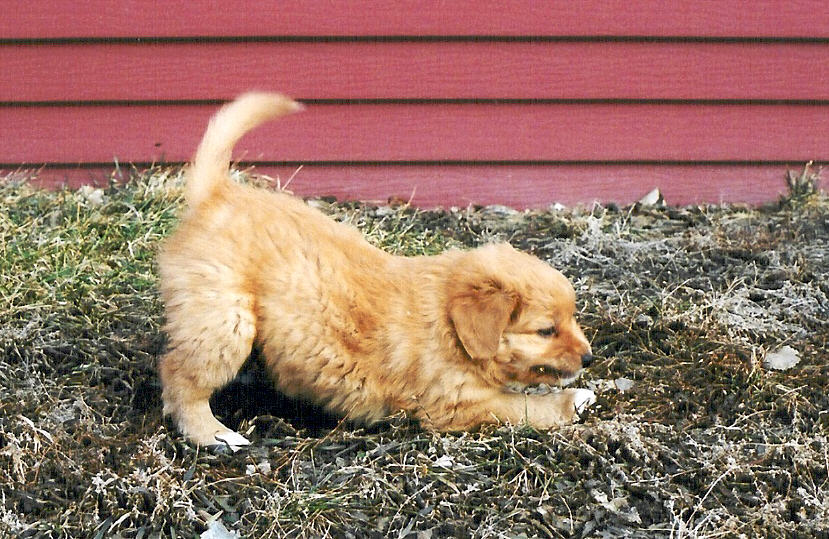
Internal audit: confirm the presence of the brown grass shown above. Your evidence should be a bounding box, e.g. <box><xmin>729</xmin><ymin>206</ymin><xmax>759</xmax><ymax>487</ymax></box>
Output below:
<box><xmin>0</xmin><ymin>167</ymin><xmax>827</xmax><ymax>537</ymax></box>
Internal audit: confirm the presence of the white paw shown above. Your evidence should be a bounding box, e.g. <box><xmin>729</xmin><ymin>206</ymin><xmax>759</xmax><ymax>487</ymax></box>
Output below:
<box><xmin>214</xmin><ymin>431</ymin><xmax>251</xmax><ymax>452</ymax></box>
<box><xmin>572</xmin><ymin>389</ymin><xmax>597</xmax><ymax>414</ymax></box>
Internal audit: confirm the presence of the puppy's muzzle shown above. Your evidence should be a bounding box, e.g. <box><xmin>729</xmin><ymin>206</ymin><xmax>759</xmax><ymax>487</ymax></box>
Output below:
<box><xmin>530</xmin><ymin>364</ymin><xmax>560</xmax><ymax>377</ymax></box>
<box><xmin>530</xmin><ymin>354</ymin><xmax>593</xmax><ymax>378</ymax></box>
<box><xmin>529</xmin><ymin>364</ymin><xmax>578</xmax><ymax>380</ymax></box>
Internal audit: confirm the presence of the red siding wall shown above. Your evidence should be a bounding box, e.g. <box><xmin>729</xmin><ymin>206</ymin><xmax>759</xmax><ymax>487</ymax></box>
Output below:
<box><xmin>2</xmin><ymin>1</ymin><xmax>828</xmax><ymax>207</ymax></box>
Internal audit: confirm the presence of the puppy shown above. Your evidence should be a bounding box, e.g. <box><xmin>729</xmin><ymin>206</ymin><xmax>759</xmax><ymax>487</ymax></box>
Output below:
<box><xmin>158</xmin><ymin>93</ymin><xmax>596</xmax><ymax>449</ymax></box>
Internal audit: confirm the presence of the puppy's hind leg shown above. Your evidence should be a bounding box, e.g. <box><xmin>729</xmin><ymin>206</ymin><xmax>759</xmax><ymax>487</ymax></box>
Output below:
<box><xmin>159</xmin><ymin>291</ymin><xmax>257</xmax><ymax>450</ymax></box>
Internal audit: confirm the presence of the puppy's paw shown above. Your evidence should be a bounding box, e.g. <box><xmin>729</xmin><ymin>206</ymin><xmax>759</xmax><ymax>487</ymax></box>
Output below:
<box><xmin>214</xmin><ymin>431</ymin><xmax>251</xmax><ymax>453</ymax></box>
<box><xmin>571</xmin><ymin>389</ymin><xmax>596</xmax><ymax>415</ymax></box>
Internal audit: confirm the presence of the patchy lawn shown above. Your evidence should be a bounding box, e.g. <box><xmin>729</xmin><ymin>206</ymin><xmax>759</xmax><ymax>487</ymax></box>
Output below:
<box><xmin>1</xmin><ymin>168</ymin><xmax>827</xmax><ymax>538</ymax></box>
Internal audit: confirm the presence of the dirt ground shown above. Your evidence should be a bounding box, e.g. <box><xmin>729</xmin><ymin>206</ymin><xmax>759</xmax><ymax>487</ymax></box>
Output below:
<box><xmin>0</xmin><ymin>168</ymin><xmax>827</xmax><ymax>538</ymax></box>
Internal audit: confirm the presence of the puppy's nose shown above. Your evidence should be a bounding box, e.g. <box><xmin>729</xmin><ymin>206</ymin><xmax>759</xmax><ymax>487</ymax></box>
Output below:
<box><xmin>581</xmin><ymin>353</ymin><xmax>594</xmax><ymax>368</ymax></box>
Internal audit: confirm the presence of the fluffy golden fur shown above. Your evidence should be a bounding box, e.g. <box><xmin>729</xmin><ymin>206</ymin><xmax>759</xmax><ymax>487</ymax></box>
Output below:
<box><xmin>158</xmin><ymin>93</ymin><xmax>596</xmax><ymax>448</ymax></box>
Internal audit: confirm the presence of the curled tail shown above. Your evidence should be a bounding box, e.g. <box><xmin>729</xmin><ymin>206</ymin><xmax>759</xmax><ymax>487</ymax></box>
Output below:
<box><xmin>186</xmin><ymin>92</ymin><xmax>304</xmax><ymax>208</ymax></box>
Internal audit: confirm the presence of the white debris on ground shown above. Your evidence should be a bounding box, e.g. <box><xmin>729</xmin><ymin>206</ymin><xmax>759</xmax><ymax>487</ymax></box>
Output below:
<box><xmin>200</xmin><ymin>520</ymin><xmax>241</xmax><ymax>539</ymax></box>
<box><xmin>245</xmin><ymin>460</ymin><xmax>272</xmax><ymax>476</ymax></box>
<box><xmin>637</xmin><ymin>187</ymin><xmax>663</xmax><ymax>206</ymax></box>
<box><xmin>614</xmin><ymin>378</ymin><xmax>635</xmax><ymax>392</ymax></box>
<box><xmin>762</xmin><ymin>345</ymin><xmax>801</xmax><ymax>371</ymax></box>
<box><xmin>76</xmin><ymin>185</ymin><xmax>106</xmax><ymax>206</ymax></box>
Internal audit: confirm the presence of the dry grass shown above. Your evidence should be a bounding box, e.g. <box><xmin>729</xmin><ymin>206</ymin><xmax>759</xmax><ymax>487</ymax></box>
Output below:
<box><xmin>0</xmin><ymin>167</ymin><xmax>827</xmax><ymax>538</ymax></box>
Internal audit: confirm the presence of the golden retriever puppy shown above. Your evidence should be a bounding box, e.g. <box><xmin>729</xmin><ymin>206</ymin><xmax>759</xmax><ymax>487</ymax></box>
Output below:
<box><xmin>158</xmin><ymin>93</ymin><xmax>596</xmax><ymax>449</ymax></box>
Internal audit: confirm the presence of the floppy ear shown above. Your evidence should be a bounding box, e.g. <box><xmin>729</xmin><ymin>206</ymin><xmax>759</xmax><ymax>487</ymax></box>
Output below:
<box><xmin>449</xmin><ymin>281</ymin><xmax>518</xmax><ymax>360</ymax></box>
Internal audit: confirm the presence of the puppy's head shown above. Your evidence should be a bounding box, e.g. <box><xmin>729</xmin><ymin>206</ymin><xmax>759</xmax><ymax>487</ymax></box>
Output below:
<box><xmin>447</xmin><ymin>243</ymin><xmax>592</xmax><ymax>388</ymax></box>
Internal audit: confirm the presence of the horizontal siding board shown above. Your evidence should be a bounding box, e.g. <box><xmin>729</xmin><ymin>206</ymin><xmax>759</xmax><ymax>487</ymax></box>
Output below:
<box><xmin>3</xmin><ymin>103</ymin><xmax>828</xmax><ymax>163</ymax></box>
<box><xmin>4</xmin><ymin>2</ymin><xmax>826</xmax><ymax>207</ymax></box>
<box><xmin>10</xmin><ymin>163</ymin><xmax>795</xmax><ymax>207</ymax></box>
<box><xmin>2</xmin><ymin>1</ymin><xmax>829</xmax><ymax>39</ymax></box>
<box><xmin>5</xmin><ymin>41</ymin><xmax>829</xmax><ymax>102</ymax></box>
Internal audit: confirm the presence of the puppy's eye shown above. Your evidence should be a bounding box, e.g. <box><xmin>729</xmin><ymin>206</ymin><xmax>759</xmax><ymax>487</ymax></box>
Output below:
<box><xmin>537</xmin><ymin>326</ymin><xmax>557</xmax><ymax>337</ymax></box>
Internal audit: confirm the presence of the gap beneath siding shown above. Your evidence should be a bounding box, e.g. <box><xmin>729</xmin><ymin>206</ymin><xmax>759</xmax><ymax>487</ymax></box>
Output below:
<box><xmin>8</xmin><ymin>163</ymin><xmax>802</xmax><ymax>208</ymax></box>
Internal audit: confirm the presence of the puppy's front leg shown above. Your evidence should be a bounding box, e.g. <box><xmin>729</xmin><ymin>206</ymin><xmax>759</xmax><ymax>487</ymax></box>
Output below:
<box><xmin>497</xmin><ymin>389</ymin><xmax>596</xmax><ymax>428</ymax></box>
<box><xmin>436</xmin><ymin>388</ymin><xmax>596</xmax><ymax>431</ymax></box>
